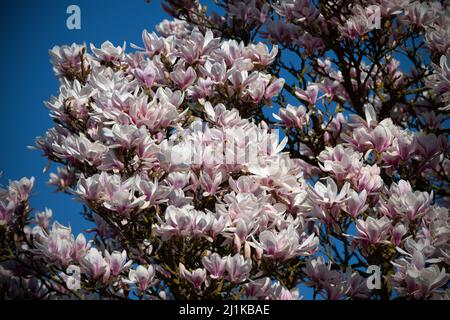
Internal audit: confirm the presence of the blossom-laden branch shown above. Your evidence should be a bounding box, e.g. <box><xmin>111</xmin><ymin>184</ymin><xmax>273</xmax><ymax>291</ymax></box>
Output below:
<box><xmin>1</xmin><ymin>0</ymin><xmax>449</xmax><ymax>300</ymax></box>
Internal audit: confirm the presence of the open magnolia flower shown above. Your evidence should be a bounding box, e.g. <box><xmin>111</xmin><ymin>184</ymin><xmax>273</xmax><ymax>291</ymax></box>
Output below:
<box><xmin>0</xmin><ymin>0</ymin><xmax>449</xmax><ymax>300</ymax></box>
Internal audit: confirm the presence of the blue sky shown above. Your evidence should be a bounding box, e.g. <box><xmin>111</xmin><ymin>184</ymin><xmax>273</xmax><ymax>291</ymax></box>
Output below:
<box><xmin>0</xmin><ymin>0</ymin><xmax>173</xmax><ymax>234</ymax></box>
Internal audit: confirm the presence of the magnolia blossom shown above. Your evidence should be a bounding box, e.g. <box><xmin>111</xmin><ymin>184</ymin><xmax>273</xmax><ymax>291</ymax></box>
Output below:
<box><xmin>345</xmin><ymin>190</ymin><xmax>368</xmax><ymax>218</ymax></box>
<box><xmin>32</xmin><ymin>222</ymin><xmax>90</xmax><ymax>267</ymax></box>
<box><xmin>126</xmin><ymin>265</ymin><xmax>156</xmax><ymax>292</ymax></box>
<box><xmin>273</xmin><ymin>104</ymin><xmax>309</xmax><ymax>129</ymax></box>
<box><xmin>302</xmin><ymin>256</ymin><xmax>346</xmax><ymax>300</ymax></box>
<box><xmin>354</xmin><ymin>216</ymin><xmax>392</xmax><ymax>245</ymax></box>
<box><xmin>295</xmin><ymin>84</ymin><xmax>320</xmax><ymax>105</ymax></box>
<box><xmin>179</xmin><ymin>263</ymin><xmax>207</xmax><ymax>290</ymax></box>
<box><xmin>339</xmin><ymin>5</ymin><xmax>381</xmax><ymax>40</ymax></box>
<box><xmin>1</xmin><ymin>0</ymin><xmax>449</xmax><ymax>301</ymax></box>
<box><xmin>318</xmin><ymin>145</ymin><xmax>362</xmax><ymax>181</ymax></box>
<box><xmin>81</xmin><ymin>248</ymin><xmax>109</xmax><ymax>281</ymax></box>
<box><xmin>105</xmin><ymin>250</ymin><xmax>132</xmax><ymax>276</ymax></box>
<box><xmin>309</xmin><ymin>177</ymin><xmax>350</xmax><ymax>209</ymax></box>
<box><xmin>255</xmin><ymin>226</ymin><xmax>318</xmax><ymax>261</ymax></box>
<box><xmin>244</xmin><ymin>277</ymin><xmax>301</xmax><ymax>300</ymax></box>
<box><xmin>392</xmin><ymin>248</ymin><xmax>449</xmax><ymax>299</ymax></box>
<box><xmin>202</xmin><ymin>253</ymin><xmax>227</xmax><ymax>279</ymax></box>
<box><xmin>225</xmin><ymin>254</ymin><xmax>252</xmax><ymax>283</ymax></box>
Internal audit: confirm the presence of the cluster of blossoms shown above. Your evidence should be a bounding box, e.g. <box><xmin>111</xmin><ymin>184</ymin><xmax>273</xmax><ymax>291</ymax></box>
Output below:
<box><xmin>0</xmin><ymin>177</ymin><xmax>34</xmax><ymax>227</ymax></box>
<box><xmin>1</xmin><ymin>23</ymin><xmax>305</xmax><ymax>300</ymax></box>
<box><xmin>1</xmin><ymin>0</ymin><xmax>449</xmax><ymax>300</ymax></box>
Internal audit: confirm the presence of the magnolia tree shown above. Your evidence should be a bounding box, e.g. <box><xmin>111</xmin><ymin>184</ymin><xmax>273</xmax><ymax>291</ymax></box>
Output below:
<box><xmin>1</xmin><ymin>0</ymin><xmax>449</xmax><ymax>300</ymax></box>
